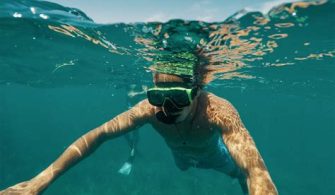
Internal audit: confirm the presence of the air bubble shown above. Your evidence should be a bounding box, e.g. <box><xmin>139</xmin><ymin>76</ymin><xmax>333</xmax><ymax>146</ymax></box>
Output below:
<box><xmin>30</xmin><ymin>7</ymin><xmax>36</xmax><ymax>14</ymax></box>
<box><xmin>39</xmin><ymin>14</ymin><xmax>49</xmax><ymax>20</ymax></box>
<box><xmin>13</xmin><ymin>12</ymin><xmax>22</xmax><ymax>18</ymax></box>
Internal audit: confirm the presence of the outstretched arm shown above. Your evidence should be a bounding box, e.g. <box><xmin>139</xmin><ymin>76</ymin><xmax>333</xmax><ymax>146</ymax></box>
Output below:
<box><xmin>0</xmin><ymin>100</ymin><xmax>153</xmax><ymax>195</ymax></box>
<box><xmin>210</xmin><ymin>97</ymin><xmax>277</xmax><ymax>195</ymax></box>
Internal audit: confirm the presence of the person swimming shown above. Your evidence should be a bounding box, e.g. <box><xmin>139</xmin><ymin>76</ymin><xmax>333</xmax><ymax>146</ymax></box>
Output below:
<box><xmin>0</xmin><ymin>71</ymin><xmax>278</xmax><ymax>195</ymax></box>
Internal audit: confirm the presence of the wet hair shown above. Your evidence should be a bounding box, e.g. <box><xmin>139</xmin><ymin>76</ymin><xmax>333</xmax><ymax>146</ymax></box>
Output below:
<box><xmin>152</xmin><ymin>48</ymin><xmax>209</xmax><ymax>89</ymax></box>
<box><xmin>153</xmin><ymin>73</ymin><xmax>197</xmax><ymax>88</ymax></box>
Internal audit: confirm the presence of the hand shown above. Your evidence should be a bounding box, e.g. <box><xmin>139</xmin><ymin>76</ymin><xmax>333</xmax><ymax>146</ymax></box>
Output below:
<box><xmin>0</xmin><ymin>180</ymin><xmax>41</xmax><ymax>195</ymax></box>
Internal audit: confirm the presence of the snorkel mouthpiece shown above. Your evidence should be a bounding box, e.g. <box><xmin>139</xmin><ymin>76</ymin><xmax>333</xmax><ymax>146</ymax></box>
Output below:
<box><xmin>162</xmin><ymin>98</ymin><xmax>182</xmax><ymax>114</ymax></box>
<box><xmin>156</xmin><ymin>98</ymin><xmax>183</xmax><ymax>124</ymax></box>
<box><xmin>155</xmin><ymin>111</ymin><xmax>179</xmax><ymax>124</ymax></box>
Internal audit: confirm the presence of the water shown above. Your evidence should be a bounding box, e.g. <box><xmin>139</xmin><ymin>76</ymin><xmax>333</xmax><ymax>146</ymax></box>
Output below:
<box><xmin>0</xmin><ymin>0</ymin><xmax>334</xmax><ymax>194</ymax></box>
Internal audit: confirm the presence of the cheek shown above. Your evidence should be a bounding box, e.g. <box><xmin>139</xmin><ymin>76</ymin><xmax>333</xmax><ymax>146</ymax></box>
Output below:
<box><xmin>181</xmin><ymin>106</ymin><xmax>192</xmax><ymax>115</ymax></box>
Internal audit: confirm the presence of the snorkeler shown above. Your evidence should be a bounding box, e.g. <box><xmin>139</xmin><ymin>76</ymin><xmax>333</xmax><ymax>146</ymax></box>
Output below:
<box><xmin>118</xmin><ymin>84</ymin><xmax>147</xmax><ymax>175</ymax></box>
<box><xmin>0</xmin><ymin>72</ymin><xmax>278</xmax><ymax>195</ymax></box>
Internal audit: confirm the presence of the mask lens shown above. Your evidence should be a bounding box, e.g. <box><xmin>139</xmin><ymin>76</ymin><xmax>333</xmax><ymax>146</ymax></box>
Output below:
<box><xmin>168</xmin><ymin>90</ymin><xmax>190</xmax><ymax>107</ymax></box>
<box><xmin>147</xmin><ymin>88</ymin><xmax>193</xmax><ymax>107</ymax></box>
<box><xmin>147</xmin><ymin>90</ymin><xmax>165</xmax><ymax>106</ymax></box>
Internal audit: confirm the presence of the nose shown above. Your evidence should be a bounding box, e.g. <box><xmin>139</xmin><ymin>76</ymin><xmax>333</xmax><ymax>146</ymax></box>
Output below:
<box><xmin>162</xmin><ymin>98</ymin><xmax>182</xmax><ymax>113</ymax></box>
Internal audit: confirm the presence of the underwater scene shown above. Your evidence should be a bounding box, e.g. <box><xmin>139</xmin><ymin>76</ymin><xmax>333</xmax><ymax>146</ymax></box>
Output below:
<box><xmin>0</xmin><ymin>0</ymin><xmax>334</xmax><ymax>194</ymax></box>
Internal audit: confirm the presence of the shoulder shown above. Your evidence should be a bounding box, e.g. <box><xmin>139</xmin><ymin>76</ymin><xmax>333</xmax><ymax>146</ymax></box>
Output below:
<box><xmin>202</xmin><ymin>92</ymin><xmax>243</xmax><ymax>131</ymax></box>
<box><xmin>202</xmin><ymin>92</ymin><xmax>238</xmax><ymax>115</ymax></box>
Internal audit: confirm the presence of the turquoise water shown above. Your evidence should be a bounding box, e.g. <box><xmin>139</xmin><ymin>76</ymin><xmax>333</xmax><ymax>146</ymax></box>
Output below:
<box><xmin>0</xmin><ymin>0</ymin><xmax>334</xmax><ymax>194</ymax></box>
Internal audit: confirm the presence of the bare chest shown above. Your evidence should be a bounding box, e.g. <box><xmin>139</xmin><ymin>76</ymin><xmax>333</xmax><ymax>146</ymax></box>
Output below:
<box><xmin>151</xmin><ymin>120</ymin><xmax>218</xmax><ymax>150</ymax></box>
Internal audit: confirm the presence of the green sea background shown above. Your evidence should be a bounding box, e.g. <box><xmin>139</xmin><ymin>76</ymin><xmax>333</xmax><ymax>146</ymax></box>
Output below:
<box><xmin>0</xmin><ymin>0</ymin><xmax>334</xmax><ymax>194</ymax></box>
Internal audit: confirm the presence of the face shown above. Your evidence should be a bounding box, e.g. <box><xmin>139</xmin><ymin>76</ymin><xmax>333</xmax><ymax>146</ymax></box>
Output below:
<box><xmin>147</xmin><ymin>81</ymin><xmax>198</xmax><ymax>124</ymax></box>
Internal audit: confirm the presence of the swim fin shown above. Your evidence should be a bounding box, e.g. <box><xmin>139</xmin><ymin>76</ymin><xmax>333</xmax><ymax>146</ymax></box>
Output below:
<box><xmin>118</xmin><ymin>161</ymin><xmax>132</xmax><ymax>175</ymax></box>
<box><xmin>118</xmin><ymin>148</ymin><xmax>135</xmax><ymax>175</ymax></box>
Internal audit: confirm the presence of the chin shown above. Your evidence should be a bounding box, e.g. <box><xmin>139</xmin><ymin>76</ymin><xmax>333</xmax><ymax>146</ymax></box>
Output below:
<box><xmin>175</xmin><ymin>116</ymin><xmax>186</xmax><ymax>123</ymax></box>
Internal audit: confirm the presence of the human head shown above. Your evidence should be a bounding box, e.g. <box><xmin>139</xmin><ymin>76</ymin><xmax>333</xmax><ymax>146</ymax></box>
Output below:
<box><xmin>148</xmin><ymin>73</ymin><xmax>201</xmax><ymax>124</ymax></box>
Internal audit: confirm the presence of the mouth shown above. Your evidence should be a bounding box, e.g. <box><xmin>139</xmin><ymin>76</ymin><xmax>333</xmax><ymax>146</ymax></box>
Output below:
<box><xmin>168</xmin><ymin>111</ymin><xmax>182</xmax><ymax>116</ymax></box>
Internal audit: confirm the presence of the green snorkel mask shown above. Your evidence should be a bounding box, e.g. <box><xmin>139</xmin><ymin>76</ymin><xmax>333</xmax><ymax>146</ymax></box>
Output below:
<box><xmin>147</xmin><ymin>87</ymin><xmax>198</xmax><ymax>108</ymax></box>
<box><xmin>147</xmin><ymin>86</ymin><xmax>198</xmax><ymax>124</ymax></box>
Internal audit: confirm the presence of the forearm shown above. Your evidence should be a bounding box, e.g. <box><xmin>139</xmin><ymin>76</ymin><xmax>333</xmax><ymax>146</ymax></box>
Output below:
<box><xmin>33</xmin><ymin>125</ymin><xmax>107</xmax><ymax>189</ymax></box>
<box><xmin>1</xmin><ymin>102</ymin><xmax>152</xmax><ymax>194</ymax></box>
<box><xmin>32</xmin><ymin>105</ymin><xmax>148</xmax><ymax>189</ymax></box>
<box><xmin>247</xmin><ymin>169</ymin><xmax>278</xmax><ymax>195</ymax></box>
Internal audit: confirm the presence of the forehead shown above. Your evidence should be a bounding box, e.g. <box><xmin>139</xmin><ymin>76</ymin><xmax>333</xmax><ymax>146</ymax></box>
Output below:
<box><xmin>153</xmin><ymin>73</ymin><xmax>193</xmax><ymax>88</ymax></box>
<box><xmin>155</xmin><ymin>82</ymin><xmax>192</xmax><ymax>88</ymax></box>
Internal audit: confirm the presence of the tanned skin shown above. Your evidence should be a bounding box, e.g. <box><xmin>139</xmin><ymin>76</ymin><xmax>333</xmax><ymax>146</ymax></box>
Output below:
<box><xmin>0</xmin><ymin>91</ymin><xmax>277</xmax><ymax>195</ymax></box>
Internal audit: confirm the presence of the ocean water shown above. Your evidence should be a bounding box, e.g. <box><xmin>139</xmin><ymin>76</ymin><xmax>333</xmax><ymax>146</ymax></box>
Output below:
<box><xmin>0</xmin><ymin>0</ymin><xmax>334</xmax><ymax>194</ymax></box>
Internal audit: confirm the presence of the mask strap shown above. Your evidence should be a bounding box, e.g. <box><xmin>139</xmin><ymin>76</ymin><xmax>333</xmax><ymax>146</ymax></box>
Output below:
<box><xmin>191</xmin><ymin>87</ymin><xmax>198</xmax><ymax>99</ymax></box>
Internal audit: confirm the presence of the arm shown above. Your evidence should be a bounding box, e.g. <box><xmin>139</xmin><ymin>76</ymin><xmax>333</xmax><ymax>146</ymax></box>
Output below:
<box><xmin>211</xmin><ymin>98</ymin><xmax>277</xmax><ymax>195</ymax></box>
<box><xmin>0</xmin><ymin>100</ymin><xmax>153</xmax><ymax>195</ymax></box>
